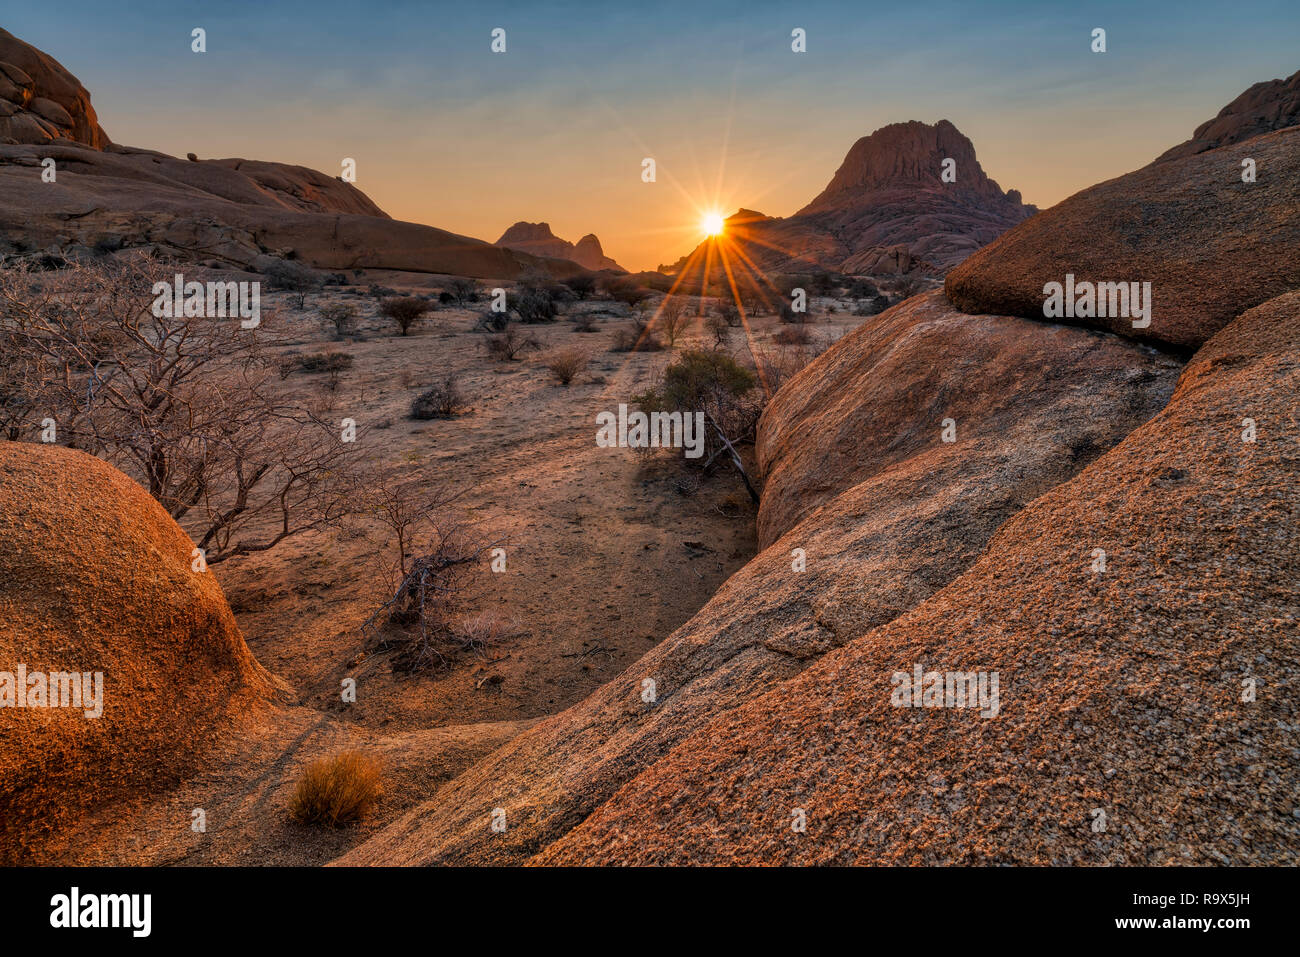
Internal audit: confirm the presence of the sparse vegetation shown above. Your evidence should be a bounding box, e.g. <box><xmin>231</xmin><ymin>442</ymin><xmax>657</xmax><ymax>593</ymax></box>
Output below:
<box><xmin>510</xmin><ymin>286</ymin><xmax>559</xmax><ymax>323</ymax></box>
<box><xmin>444</xmin><ymin>277</ymin><xmax>478</xmax><ymax>305</ymax></box>
<box><xmin>546</xmin><ymin>348</ymin><xmax>590</xmax><ymax>385</ymax></box>
<box><xmin>379</xmin><ymin>296</ymin><xmax>432</xmax><ymax>336</ymax></box>
<box><xmin>635</xmin><ymin>349</ymin><xmax>760</xmax><ymax>454</ymax></box>
<box><xmin>716</xmin><ymin>301</ymin><xmax>743</xmax><ymax>327</ymax></box>
<box><xmin>657</xmin><ymin>298</ymin><xmax>690</xmax><ymax>346</ymax></box>
<box><xmin>603</xmin><ymin>276</ymin><xmax>652</xmax><ymax>307</ymax></box>
<box><xmin>485</xmin><ymin>326</ymin><xmax>540</xmax><ymax>361</ymax></box>
<box><xmin>611</xmin><ymin>319</ymin><xmax>663</xmax><ymax>353</ymax></box>
<box><xmin>410</xmin><ymin>374</ymin><xmax>466</xmax><ymax>418</ymax></box>
<box><xmin>364</xmin><ymin>512</ymin><xmax>501</xmax><ymax>671</ymax></box>
<box><xmin>705</xmin><ymin>312</ymin><xmax>730</xmax><ymax>349</ymax></box>
<box><xmin>773</xmin><ymin>325</ymin><xmax>811</xmax><ymax>345</ymax></box>
<box><xmin>293</xmin><ymin>350</ymin><xmax>354</xmax><ymax>374</ymax></box>
<box><xmin>288</xmin><ymin>751</ymin><xmax>383</xmax><ymax>827</ymax></box>
<box><xmin>319</xmin><ymin>302</ymin><xmax>358</xmax><ymax>338</ymax></box>
<box><xmin>561</xmin><ymin>273</ymin><xmax>597</xmax><ymax>299</ymax></box>
<box><xmin>0</xmin><ymin>258</ymin><xmax>361</xmax><ymax>564</ymax></box>
<box><xmin>264</xmin><ymin>258</ymin><xmax>323</xmax><ymax>309</ymax></box>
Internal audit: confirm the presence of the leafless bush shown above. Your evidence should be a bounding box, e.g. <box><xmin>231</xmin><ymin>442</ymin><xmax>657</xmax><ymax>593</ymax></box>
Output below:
<box><xmin>752</xmin><ymin>339</ymin><xmax>828</xmax><ymax>392</ymax></box>
<box><xmin>773</xmin><ymin>325</ymin><xmax>811</xmax><ymax>346</ymax></box>
<box><xmin>410</xmin><ymin>374</ymin><xmax>466</xmax><ymax>418</ymax></box>
<box><xmin>716</xmin><ymin>300</ymin><xmax>743</xmax><ymax>327</ymax></box>
<box><xmin>293</xmin><ymin>350</ymin><xmax>354</xmax><ymax>374</ymax></box>
<box><xmin>611</xmin><ymin>319</ymin><xmax>663</xmax><ymax>353</ymax></box>
<box><xmin>656</xmin><ymin>298</ymin><xmax>690</xmax><ymax>346</ymax></box>
<box><xmin>704</xmin><ymin>312</ymin><xmax>730</xmax><ymax>349</ymax></box>
<box><xmin>545</xmin><ymin>348</ymin><xmax>589</xmax><ymax>385</ymax></box>
<box><xmin>364</xmin><ymin>523</ymin><xmax>500</xmax><ymax>671</ymax></box>
<box><xmin>485</xmin><ymin>326</ymin><xmax>539</xmax><ymax>361</ymax></box>
<box><xmin>264</xmin><ymin>259</ymin><xmax>323</xmax><ymax>309</ymax></box>
<box><xmin>443</xmin><ymin>277</ymin><xmax>478</xmax><ymax>305</ymax></box>
<box><xmin>319</xmin><ymin>302</ymin><xmax>357</xmax><ymax>338</ymax></box>
<box><xmin>0</xmin><ymin>258</ymin><xmax>362</xmax><ymax>563</ymax></box>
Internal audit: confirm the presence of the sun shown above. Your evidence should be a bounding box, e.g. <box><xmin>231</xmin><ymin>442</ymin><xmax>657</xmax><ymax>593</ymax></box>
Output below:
<box><xmin>702</xmin><ymin>212</ymin><xmax>725</xmax><ymax>237</ymax></box>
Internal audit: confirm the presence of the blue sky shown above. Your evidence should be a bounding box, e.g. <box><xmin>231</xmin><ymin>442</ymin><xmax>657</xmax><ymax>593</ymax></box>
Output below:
<box><xmin>7</xmin><ymin>1</ymin><xmax>1298</xmax><ymax>269</ymax></box>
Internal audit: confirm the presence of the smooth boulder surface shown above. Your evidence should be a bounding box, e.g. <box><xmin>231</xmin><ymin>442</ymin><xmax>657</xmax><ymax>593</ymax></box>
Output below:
<box><xmin>536</xmin><ymin>292</ymin><xmax>1300</xmax><ymax>865</ymax></box>
<box><xmin>946</xmin><ymin>120</ymin><xmax>1300</xmax><ymax>350</ymax></box>
<box><xmin>0</xmin><ymin>445</ymin><xmax>276</xmax><ymax>862</ymax></box>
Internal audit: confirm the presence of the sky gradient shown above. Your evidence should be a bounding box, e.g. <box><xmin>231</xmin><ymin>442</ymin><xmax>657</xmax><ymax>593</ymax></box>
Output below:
<box><xmin>7</xmin><ymin>1</ymin><xmax>1299</xmax><ymax>270</ymax></box>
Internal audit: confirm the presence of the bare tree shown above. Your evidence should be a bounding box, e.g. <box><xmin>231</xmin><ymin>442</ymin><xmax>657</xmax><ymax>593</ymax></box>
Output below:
<box><xmin>656</xmin><ymin>297</ymin><xmax>690</xmax><ymax>347</ymax></box>
<box><xmin>357</xmin><ymin>473</ymin><xmax>501</xmax><ymax>671</ymax></box>
<box><xmin>0</xmin><ymin>258</ymin><xmax>363</xmax><ymax>564</ymax></box>
<box><xmin>444</xmin><ymin>277</ymin><xmax>478</xmax><ymax>305</ymax></box>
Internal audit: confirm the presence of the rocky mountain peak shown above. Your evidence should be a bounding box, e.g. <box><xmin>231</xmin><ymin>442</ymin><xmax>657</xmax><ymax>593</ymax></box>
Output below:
<box><xmin>800</xmin><ymin>119</ymin><xmax>1012</xmax><ymax>213</ymax></box>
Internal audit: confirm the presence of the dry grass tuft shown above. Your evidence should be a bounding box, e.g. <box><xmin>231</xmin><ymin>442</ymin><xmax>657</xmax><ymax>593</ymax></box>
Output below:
<box><xmin>289</xmin><ymin>751</ymin><xmax>384</xmax><ymax>827</ymax></box>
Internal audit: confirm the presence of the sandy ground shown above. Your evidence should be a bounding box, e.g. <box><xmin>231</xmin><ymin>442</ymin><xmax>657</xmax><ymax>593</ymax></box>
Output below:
<box><xmin>44</xmin><ymin>269</ymin><xmax>886</xmax><ymax>865</ymax></box>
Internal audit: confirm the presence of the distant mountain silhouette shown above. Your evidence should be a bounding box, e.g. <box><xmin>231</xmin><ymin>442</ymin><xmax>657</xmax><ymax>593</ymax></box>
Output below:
<box><xmin>495</xmin><ymin>221</ymin><xmax>625</xmax><ymax>272</ymax></box>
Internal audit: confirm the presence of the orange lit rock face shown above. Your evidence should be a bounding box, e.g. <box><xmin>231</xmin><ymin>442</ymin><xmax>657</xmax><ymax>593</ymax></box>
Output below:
<box><xmin>0</xmin><ymin>27</ymin><xmax>109</xmax><ymax>148</ymax></box>
<box><xmin>0</xmin><ymin>445</ymin><xmax>276</xmax><ymax>863</ymax></box>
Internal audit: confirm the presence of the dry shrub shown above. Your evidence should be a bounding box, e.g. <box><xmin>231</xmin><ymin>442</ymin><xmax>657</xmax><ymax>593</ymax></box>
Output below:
<box><xmin>546</xmin><ymin>347</ymin><xmax>589</xmax><ymax>385</ymax></box>
<box><xmin>753</xmin><ymin>339</ymin><xmax>828</xmax><ymax>392</ymax></box>
<box><xmin>294</xmin><ymin>350</ymin><xmax>354</xmax><ymax>374</ymax></box>
<box><xmin>367</xmin><ymin>526</ymin><xmax>499</xmax><ymax>672</ymax></box>
<box><xmin>773</xmin><ymin>325</ymin><xmax>811</xmax><ymax>346</ymax></box>
<box><xmin>410</xmin><ymin>374</ymin><xmax>465</xmax><ymax>419</ymax></box>
<box><xmin>0</xmin><ymin>258</ymin><xmax>361</xmax><ymax>564</ymax></box>
<box><xmin>611</xmin><ymin>319</ymin><xmax>663</xmax><ymax>353</ymax></box>
<box><xmin>289</xmin><ymin>751</ymin><xmax>383</xmax><ymax>827</ymax></box>
<box><xmin>485</xmin><ymin>326</ymin><xmax>539</xmax><ymax>361</ymax></box>
<box><xmin>319</xmin><ymin>302</ymin><xmax>357</xmax><ymax>338</ymax></box>
<box><xmin>657</xmin><ymin>298</ymin><xmax>689</xmax><ymax>346</ymax></box>
<box><xmin>704</xmin><ymin>312</ymin><xmax>730</xmax><ymax>348</ymax></box>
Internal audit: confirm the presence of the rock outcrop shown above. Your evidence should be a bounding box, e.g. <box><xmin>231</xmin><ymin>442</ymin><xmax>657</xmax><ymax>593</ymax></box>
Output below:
<box><xmin>1153</xmin><ymin>67</ymin><xmax>1300</xmax><ymax>164</ymax></box>
<box><xmin>0</xmin><ymin>27</ymin><xmax>109</xmax><ymax>148</ymax></box>
<box><xmin>0</xmin><ymin>31</ymin><xmax>585</xmax><ymax>280</ymax></box>
<box><xmin>0</xmin><ymin>445</ymin><xmax>276</xmax><ymax>863</ymax></box>
<box><xmin>946</xmin><ymin>84</ymin><xmax>1300</xmax><ymax>350</ymax></box>
<box><xmin>495</xmin><ymin>221</ymin><xmax>625</xmax><ymax>272</ymax></box>
<box><xmin>337</xmin><ymin>291</ymin><xmax>1181</xmax><ymax>866</ymax></box>
<box><xmin>536</xmin><ymin>291</ymin><xmax>1300</xmax><ymax>865</ymax></box>
<box><xmin>665</xmin><ymin>120</ymin><xmax>1036</xmax><ymax>280</ymax></box>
